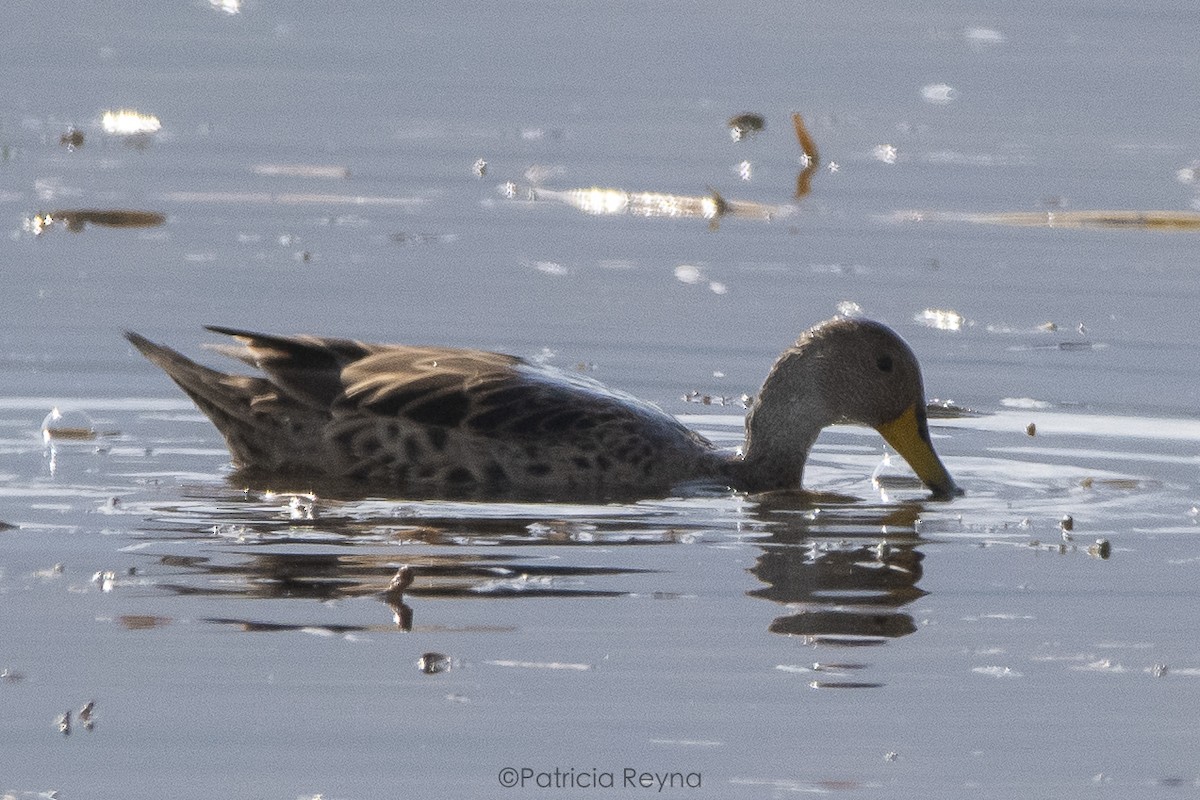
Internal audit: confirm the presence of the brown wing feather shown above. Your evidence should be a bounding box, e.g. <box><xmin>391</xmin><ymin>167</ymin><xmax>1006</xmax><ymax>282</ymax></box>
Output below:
<box><xmin>205</xmin><ymin>325</ymin><xmax>378</xmax><ymax>409</ymax></box>
<box><xmin>339</xmin><ymin>347</ymin><xmax>704</xmax><ymax>445</ymax></box>
<box><xmin>204</xmin><ymin>327</ymin><xmax>709</xmax><ymax>447</ymax></box>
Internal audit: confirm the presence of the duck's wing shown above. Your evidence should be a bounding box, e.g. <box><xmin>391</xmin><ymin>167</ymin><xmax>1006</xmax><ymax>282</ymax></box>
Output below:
<box><xmin>205</xmin><ymin>327</ymin><xmax>709</xmax><ymax>446</ymax></box>
<box><xmin>204</xmin><ymin>325</ymin><xmax>383</xmax><ymax>410</ymax></box>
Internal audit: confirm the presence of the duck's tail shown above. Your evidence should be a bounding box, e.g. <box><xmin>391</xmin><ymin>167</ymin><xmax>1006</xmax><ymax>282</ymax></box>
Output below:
<box><xmin>125</xmin><ymin>331</ymin><xmax>278</xmax><ymax>467</ymax></box>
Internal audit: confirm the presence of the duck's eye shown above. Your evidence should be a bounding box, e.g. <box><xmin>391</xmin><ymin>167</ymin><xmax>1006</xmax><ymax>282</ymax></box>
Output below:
<box><xmin>876</xmin><ymin>354</ymin><xmax>894</xmax><ymax>373</ymax></box>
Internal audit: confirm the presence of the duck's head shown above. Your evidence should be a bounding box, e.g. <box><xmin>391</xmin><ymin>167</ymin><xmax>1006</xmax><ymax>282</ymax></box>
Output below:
<box><xmin>747</xmin><ymin>317</ymin><xmax>960</xmax><ymax>499</ymax></box>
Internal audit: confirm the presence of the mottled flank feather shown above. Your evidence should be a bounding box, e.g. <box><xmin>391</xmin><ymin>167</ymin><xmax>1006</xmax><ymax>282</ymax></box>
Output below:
<box><xmin>126</xmin><ymin>318</ymin><xmax>959</xmax><ymax>501</ymax></box>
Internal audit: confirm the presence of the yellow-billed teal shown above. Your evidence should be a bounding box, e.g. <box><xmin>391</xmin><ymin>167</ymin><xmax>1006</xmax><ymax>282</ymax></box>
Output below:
<box><xmin>125</xmin><ymin>317</ymin><xmax>958</xmax><ymax>501</ymax></box>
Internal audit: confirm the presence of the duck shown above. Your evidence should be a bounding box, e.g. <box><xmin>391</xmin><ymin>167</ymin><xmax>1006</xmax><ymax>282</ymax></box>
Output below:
<box><xmin>124</xmin><ymin>316</ymin><xmax>959</xmax><ymax>501</ymax></box>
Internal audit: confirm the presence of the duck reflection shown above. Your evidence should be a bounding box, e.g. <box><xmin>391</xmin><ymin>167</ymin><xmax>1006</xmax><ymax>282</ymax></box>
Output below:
<box><xmin>748</xmin><ymin>499</ymin><xmax>925</xmax><ymax>645</ymax></box>
<box><xmin>142</xmin><ymin>489</ymin><xmax>930</xmax><ymax>646</ymax></box>
<box><xmin>159</xmin><ymin>546</ymin><xmax>643</xmax><ymax>633</ymax></box>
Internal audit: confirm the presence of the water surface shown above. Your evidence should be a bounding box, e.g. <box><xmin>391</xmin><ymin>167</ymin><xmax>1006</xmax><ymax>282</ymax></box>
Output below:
<box><xmin>3</xmin><ymin>1</ymin><xmax>1200</xmax><ymax>797</ymax></box>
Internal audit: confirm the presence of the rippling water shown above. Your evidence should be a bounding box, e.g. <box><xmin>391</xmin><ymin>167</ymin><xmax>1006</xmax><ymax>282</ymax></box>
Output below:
<box><xmin>4</xmin><ymin>1</ymin><xmax>1200</xmax><ymax>797</ymax></box>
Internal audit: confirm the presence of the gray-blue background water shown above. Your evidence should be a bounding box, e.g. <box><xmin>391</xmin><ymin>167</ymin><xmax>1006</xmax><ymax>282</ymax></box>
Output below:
<box><xmin>3</xmin><ymin>1</ymin><xmax>1199</xmax><ymax>797</ymax></box>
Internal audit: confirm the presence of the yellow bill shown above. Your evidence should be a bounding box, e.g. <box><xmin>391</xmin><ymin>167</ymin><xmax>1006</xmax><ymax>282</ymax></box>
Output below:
<box><xmin>875</xmin><ymin>404</ymin><xmax>960</xmax><ymax>498</ymax></box>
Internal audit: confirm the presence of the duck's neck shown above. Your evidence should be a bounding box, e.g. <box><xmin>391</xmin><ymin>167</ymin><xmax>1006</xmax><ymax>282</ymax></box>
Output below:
<box><xmin>734</xmin><ymin>351</ymin><xmax>833</xmax><ymax>492</ymax></box>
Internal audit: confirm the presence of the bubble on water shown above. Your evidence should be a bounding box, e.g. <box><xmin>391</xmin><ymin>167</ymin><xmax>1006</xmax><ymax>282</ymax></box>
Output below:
<box><xmin>419</xmin><ymin>652</ymin><xmax>453</xmax><ymax>674</ymax></box>
<box><xmin>674</xmin><ymin>264</ymin><xmax>704</xmax><ymax>284</ymax></box>
<box><xmin>41</xmin><ymin>407</ymin><xmax>97</xmax><ymax>444</ymax></box>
